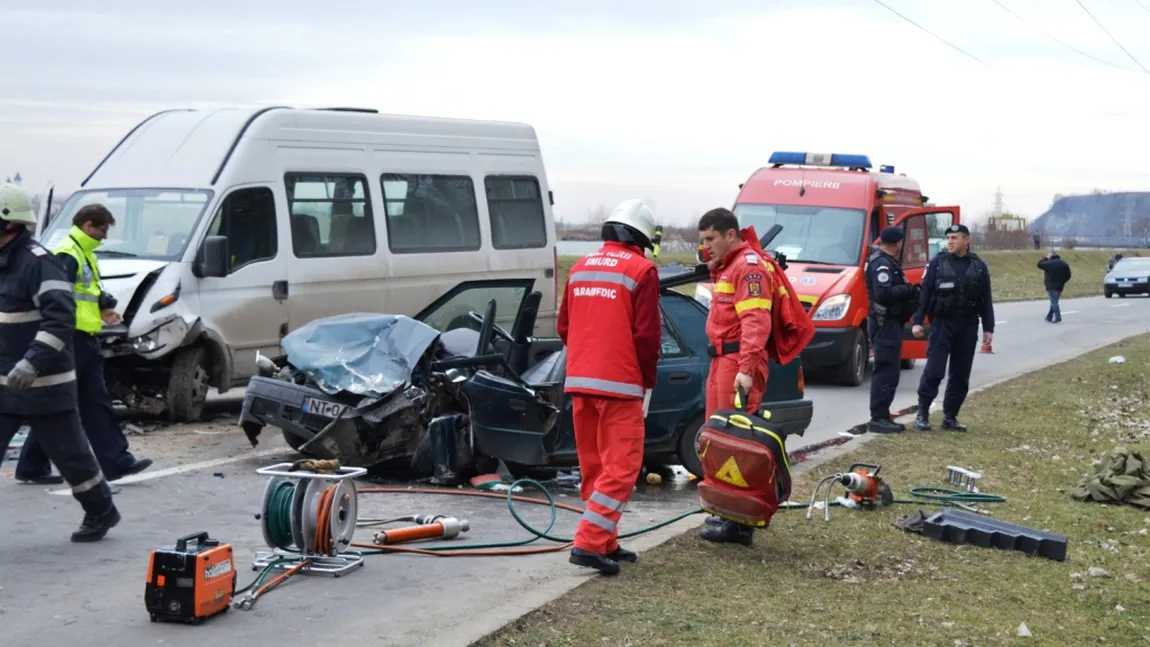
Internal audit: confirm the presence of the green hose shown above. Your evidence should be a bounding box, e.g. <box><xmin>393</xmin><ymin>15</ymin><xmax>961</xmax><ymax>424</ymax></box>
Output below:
<box><xmin>363</xmin><ymin>479</ymin><xmax>1006</xmax><ymax>556</ymax></box>
<box><xmin>265</xmin><ymin>481</ymin><xmax>297</xmax><ymax>550</ymax></box>
<box><xmin>252</xmin><ymin>479</ymin><xmax>1007</xmax><ymax>563</ymax></box>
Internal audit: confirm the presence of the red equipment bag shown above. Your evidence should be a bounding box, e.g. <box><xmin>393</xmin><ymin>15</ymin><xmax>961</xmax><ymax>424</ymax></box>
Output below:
<box><xmin>696</xmin><ymin>387</ymin><xmax>792</xmax><ymax>527</ymax></box>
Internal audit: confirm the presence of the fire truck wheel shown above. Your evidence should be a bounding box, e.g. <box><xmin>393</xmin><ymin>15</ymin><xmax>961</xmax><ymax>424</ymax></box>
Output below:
<box><xmin>835</xmin><ymin>328</ymin><xmax>869</xmax><ymax>387</ymax></box>
<box><xmin>900</xmin><ymin>358</ymin><xmax>916</xmax><ymax>370</ymax></box>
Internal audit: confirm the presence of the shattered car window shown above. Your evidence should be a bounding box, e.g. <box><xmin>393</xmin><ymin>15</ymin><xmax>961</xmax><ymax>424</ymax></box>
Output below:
<box><xmin>419</xmin><ymin>285</ymin><xmax>527</xmax><ymax>333</ymax></box>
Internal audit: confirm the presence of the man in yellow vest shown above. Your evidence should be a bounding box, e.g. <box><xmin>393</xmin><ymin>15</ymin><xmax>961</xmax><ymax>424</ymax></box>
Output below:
<box><xmin>16</xmin><ymin>204</ymin><xmax>153</xmax><ymax>485</ymax></box>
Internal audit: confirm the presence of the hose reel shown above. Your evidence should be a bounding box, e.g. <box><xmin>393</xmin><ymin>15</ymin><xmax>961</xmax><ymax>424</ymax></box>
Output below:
<box><xmin>252</xmin><ymin>462</ymin><xmax>367</xmax><ymax>577</ymax></box>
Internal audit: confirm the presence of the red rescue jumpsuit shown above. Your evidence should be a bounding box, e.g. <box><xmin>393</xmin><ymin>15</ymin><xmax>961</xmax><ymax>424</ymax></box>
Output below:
<box><xmin>705</xmin><ymin>241</ymin><xmax>774</xmax><ymax>420</ymax></box>
<box><xmin>557</xmin><ymin>241</ymin><xmax>662</xmax><ymax>556</ymax></box>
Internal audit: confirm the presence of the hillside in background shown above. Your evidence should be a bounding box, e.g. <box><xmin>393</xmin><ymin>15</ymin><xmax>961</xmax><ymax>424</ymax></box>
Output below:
<box><xmin>1032</xmin><ymin>191</ymin><xmax>1150</xmax><ymax>243</ymax></box>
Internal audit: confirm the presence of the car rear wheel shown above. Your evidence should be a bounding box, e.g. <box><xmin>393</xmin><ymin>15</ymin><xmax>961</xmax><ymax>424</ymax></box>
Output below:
<box><xmin>676</xmin><ymin>416</ymin><xmax>706</xmax><ymax>480</ymax></box>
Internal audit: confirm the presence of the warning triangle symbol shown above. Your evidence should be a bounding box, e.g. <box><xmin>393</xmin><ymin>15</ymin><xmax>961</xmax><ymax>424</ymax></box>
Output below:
<box><xmin>715</xmin><ymin>456</ymin><xmax>748</xmax><ymax>488</ymax></box>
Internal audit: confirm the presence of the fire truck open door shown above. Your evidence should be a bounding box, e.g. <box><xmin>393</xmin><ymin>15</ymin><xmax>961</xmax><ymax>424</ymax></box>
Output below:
<box><xmin>875</xmin><ymin>206</ymin><xmax>961</xmax><ymax>361</ymax></box>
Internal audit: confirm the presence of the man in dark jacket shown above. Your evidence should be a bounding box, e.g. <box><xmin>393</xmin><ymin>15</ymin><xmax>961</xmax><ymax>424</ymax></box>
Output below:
<box><xmin>1038</xmin><ymin>252</ymin><xmax>1071</xmax><ymax>323</ymax></box>
<box><xmin>0</xmin><ymin>182</ymin><xmax>120</xmax><ymax>541</ymax></box>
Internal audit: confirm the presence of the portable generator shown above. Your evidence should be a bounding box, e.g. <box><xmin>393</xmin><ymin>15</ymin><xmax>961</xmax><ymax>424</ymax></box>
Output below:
<box><xmin>145</xmin><ymin>531</ymin><xmax>236</xmax><ymax>624</ymax></box>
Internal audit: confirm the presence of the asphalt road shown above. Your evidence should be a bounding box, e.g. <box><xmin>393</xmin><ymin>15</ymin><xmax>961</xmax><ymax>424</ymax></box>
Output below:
<box><xmin>1</xmin><ymin>294</ymin><xmax>1147</xmax><ymax>647</ymax></box>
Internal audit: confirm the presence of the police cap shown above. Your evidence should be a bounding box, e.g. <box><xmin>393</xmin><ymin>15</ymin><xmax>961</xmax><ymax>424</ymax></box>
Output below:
<box><xmin>879</xmin><ymin>226</ymin><xmax>904</xmax><ymax>244</ymax></box>
<box><xmin>946</xmin><ymin>223</ymin><xmax>970</xmax><ymax>236</ymax></box>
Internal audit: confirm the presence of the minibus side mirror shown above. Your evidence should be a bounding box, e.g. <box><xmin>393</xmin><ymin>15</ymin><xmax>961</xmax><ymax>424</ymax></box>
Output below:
<box><xmin>194</xmin><ymin>236</ymin><xmax>230</xmax><ymax>278</ymax></box>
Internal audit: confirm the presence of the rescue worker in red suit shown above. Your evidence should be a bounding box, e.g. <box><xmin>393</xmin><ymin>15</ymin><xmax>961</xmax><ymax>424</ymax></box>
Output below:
<box><xmin>697</xmin><ymin>207</ymin><xmax>775</xmax><ymax>546</ymax></box>
<box><xmin>557</xmin><ymin>199</ymin><xmax>662</xmax><ymax>575</ymax></box>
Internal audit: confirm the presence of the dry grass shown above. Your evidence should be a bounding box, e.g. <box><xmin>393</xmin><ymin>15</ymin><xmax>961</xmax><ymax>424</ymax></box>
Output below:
<box><xmin>979</xmin><ymin>249</ymin><xmax>1138</xmax><ymax>302</ymax></box>
<box><xmin>474</xmin><ymin>333</ymin><xmax>1150</xmax><ymax>647</ymax></box>
<box><xmin>559</xmin><ymin>249</ymin><xmax>1137</xmax><ymax>304</ymax></box>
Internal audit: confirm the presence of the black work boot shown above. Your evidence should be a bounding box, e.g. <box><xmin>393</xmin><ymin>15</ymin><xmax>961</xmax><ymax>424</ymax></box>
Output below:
<box><xmin>941</xmin><ymin>416</ymin><xmax>968</xmax><ymax>432</ymax></box>
<box><xmin>867</xmin><ymin>418</ymin><xmax>905</xmax><ymax>434</ymax></box>
<box><xmin>121</xmin><ymin>457</ymin><xmax>154</xmax><ymax>477</ymax></box>
<box><xmin>16</xmin><ymin>472</ymin><xmax>65</xmax><ymax>485</ymax></box>
<box><xmin>569</xmin><ymin>547</ymin><xmax>621</xmax><ymax>575</ymax></box>
<box><xmin>914</xmin><ymin>403</ymin><xmax>932</xmax><ymax>431</ymax></box>
<box><xmin>608</xmin><ymin>546</ymin><xmax>638</xmax><ymax>563</ymax></box>
<box><xmin>72</xmin><ymin>505</ymin><xmax>121</xmax><ymax>543</ymax></box>
<box><xmin>705</xmin><ymin>515</ymin><xmax>723</xmax><ymax>526</ymax></box>
<box><xmin>700</xmin><ymin>520</ymin><xmax>754</xmax><ymax>546</ymax></box>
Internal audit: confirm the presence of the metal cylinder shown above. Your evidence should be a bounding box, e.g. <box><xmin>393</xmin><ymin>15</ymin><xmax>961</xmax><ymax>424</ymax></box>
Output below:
<box><xmin>837</xmin><ymin>472</ymin><xmax>869</xmax><ymax>493</ymax></box>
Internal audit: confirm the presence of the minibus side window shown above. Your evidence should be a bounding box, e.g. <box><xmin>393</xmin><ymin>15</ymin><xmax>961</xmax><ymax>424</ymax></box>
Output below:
<box><xmin>381</xmin><ymin>173</ymin><xmax>482</xmax><ymax>253</ymax></box>
<box><xmin>205</xmin><ymin>187</ymin><xmax>278</xmax><ymax>273</ymax></box>
<box><xmin>284</xmin><ymin>173</ymin><xmax>376</xmax><ymax>258</ymax></box>
<box><xmin>485</xmin><ymin>176</ymin><xmax>547</xmax><ymax>249</ymax></box>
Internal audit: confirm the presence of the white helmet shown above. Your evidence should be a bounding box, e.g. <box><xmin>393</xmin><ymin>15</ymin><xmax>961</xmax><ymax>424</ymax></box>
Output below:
<box><xmin>604</xmin><ymin>199</ymin><xmax>657</xmax><ymax>248</ymax></box>
<box><xmin>0</xmin><ymin>183</ymin><xmax>36</xmax><ymax>226</ymax></box>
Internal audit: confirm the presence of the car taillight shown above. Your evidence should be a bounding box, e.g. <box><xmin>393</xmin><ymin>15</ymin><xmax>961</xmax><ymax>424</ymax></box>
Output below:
<box><xmin>797</xmin><ymin>366</ymin><xmax>805</xmax><ymax>394</ymax></box>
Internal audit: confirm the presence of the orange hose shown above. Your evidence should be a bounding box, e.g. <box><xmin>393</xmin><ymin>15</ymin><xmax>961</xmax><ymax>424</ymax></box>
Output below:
<box><xmin>349</xmin><ymin>486</ymin><xmax>583</xmax><ymax>556</ymax></box>
<box><xmin>252</xmin><ymin>559</ymin><xmax>309</xmax><ymax>599</ymax></box>
<box><xmin>356</xmin><ymin>486</ymin><xmax>586</xmax><ymax>514</ymax></box>
<box><xmin>350</xmin><ymin>541</ymin><xmax>574</xmax><ymax>556</ymax></box>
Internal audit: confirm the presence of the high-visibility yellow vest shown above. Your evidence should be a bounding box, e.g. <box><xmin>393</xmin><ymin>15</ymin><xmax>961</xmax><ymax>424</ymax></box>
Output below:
<box><xmin>54</xmin><ymin>225</ymin><xmax>104</xmax><ymax>334</ymax></box>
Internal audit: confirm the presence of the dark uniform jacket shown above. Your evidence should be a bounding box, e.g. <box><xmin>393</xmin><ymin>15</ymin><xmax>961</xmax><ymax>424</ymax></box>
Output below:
<box><xmin>866</xmin><ymin>249</ymin><xmax>918</xmax><ymax>325</ymax></box>
<box><xmin>0</xmin><ymin>228</ymin><xmax>79</xmax><ymax>415</ymax></box>
<box><xmin>1037</xmin><ymin>255</ymin><xmax>1071</xmax><ymax>292</ymax></box>
<box><xmin>912</xmin><ymin>251</ymin><xmax>995</xmax><ymax>334</ymax></box>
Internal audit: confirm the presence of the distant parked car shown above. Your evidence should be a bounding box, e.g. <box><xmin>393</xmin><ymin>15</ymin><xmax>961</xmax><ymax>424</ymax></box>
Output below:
<box><xmin>1103</xmin><ymin>257</ymin><xmax>1150</xmax><ymax>298</ymax></box>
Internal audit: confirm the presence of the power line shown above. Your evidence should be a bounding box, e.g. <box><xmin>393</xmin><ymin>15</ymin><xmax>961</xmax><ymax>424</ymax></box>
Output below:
<box><xmin>1075</xmin><ymin>0</ymin><xmax>1150</xmax><ymax>74</ymax></box>
<box><xmin>1137</xmin><ymin>0</ymin><xmax>1150</xmax><ymax>14</ymax></box>
<box><xmin>868</xmin><ymin>0</ymin><xmax>992</xmax><ymax>67</ymax></box>
<box><xmin>990</xmin><ymin>0</ymin><xmax>1136</xmax><ymax>72</ymax></box>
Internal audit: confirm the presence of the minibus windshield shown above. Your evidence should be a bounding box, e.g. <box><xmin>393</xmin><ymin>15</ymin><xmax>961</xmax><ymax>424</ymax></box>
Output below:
<box><xmin>41</xmin><ymin>188</ymin><xmax>213</xmax><ymax>261</ymax></box>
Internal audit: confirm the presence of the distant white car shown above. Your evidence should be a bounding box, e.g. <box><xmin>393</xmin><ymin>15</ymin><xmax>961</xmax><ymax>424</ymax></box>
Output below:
<box><xmin>1103</xmin><ymin>258</ymin><xmax>1150</xmax><ymax>298</ymax></box>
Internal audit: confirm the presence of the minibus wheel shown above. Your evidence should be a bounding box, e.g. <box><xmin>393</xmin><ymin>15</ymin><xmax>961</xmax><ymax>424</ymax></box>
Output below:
<box><xmin>166</xmin><ymin>345</ymin><xmax>210</xmax><ymax>422</ymax></box>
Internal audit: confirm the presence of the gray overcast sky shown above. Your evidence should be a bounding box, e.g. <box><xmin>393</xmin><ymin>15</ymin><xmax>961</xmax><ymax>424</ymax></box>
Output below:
<box><xmin>2</xmin><ymin>0</ymin><xmax>1149</xmax><ymax>224</ymax></box>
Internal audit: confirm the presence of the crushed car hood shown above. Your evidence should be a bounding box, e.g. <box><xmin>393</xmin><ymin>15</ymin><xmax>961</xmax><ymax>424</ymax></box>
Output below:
<box><xmin>282</xmin><ymin>313</ymin><xmax>441</xmax><ymax>398</ymax></box>
<box><xmin>98</xmin><ymin>258</ymin><xmax>171</xmax><ymax>307</ymax></box>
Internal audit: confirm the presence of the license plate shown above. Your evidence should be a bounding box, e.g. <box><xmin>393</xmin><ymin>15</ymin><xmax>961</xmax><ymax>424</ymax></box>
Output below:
<box><xmin>1118</xmin><ymin>282</ymin><xmax>1132</xmax><ymax>288</ymax></box>
<box><xmin>302</xmin><ymin>397</ymin><xmax>345</xmax><ymax>419</ymax></box>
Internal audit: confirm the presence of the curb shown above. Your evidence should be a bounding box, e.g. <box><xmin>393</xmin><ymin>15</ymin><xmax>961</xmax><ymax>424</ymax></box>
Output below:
<box><xmin>453</xmin><ymin>328</ymin><xmax>1150</xmax><ymax>647</ymax></box>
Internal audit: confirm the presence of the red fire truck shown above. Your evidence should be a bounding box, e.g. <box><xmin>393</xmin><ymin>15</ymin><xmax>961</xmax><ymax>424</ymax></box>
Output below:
<box><xmin>694</xmin><ymin>152</ymin><xmax>961</xmax><ymax>386</ymax></box>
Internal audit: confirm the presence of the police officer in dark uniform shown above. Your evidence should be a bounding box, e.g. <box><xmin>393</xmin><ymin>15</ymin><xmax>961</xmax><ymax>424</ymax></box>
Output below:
<box><xmin>0</xmin><ymin>182</ymin><xmax>121</xmax><ymax>542</ymax></box>
<box><xmin>910</xmin><ymin>223</ymin><xmax>994</xmax><ymax>432</ymax></box>
<box><xmin>865</xmin><ymin>226</ymin><xmax>920</xmax><ymax>434</ymax></box>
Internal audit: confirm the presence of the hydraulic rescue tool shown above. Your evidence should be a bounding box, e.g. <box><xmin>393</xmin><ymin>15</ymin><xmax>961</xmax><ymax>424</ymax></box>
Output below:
<box><xmin>145</xmin><ymin>531</ymin><xmax>236</xmax><ymax>624</ymax></box>
<box><xmin>234</xmin><ymin>461</ymin><xmax>367</xmax><ymax>610</ymax></box>
<box><xmin>696</xmin><ymin>386</ymin><xmax>793</xmax><ymax>528</ymax></box>
<box><xmin>372</xmin><ymin>516</ymin><xmax>470</xmax><ymax>546</ymax></box>
<box><xmin>806</xmin><ymin>462</ymin><xmax>894</xmax><ymax>521</ymax></box>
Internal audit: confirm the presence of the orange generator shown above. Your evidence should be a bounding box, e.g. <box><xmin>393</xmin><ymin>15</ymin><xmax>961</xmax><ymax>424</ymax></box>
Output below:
<box><xmin>696</xmin><ymin>388</ymin><xmax>793</xmax><ymax>527</ymax></box>
<box><xmin>145</xmin><ymin>531</ymin><xmax>236</xmax><ymax>624</ymax></box>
